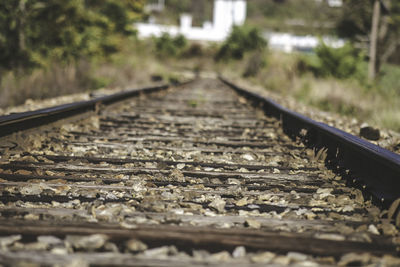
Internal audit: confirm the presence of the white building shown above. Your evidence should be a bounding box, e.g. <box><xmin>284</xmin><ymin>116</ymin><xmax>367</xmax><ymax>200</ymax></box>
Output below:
<box><xmin>267</xmin><ymin>32</ymin><xmax>345</xmax><ymax>53</ymax></box>
<box><xmin>136</xmin><ymin>0</ymin><xmax>247</xmax><ymax>42</ymax></box>
<box><xmin>315</xmin><ymin>0</ymin><xmax>343</xmax><ymax>7</ymax></box>
<box><xmin>327</xmin><ymin>0</ymin><xmax>342</xmax><ymax>7</ymax></box>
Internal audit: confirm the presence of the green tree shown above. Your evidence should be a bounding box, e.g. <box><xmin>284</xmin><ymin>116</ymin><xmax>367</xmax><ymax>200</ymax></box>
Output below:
<box><xmin>337</xmin><ymin>0</ymin><xmax>400</xmax><ymax>76</ymax></box>
<box><xmin>0</xmin><ymin>0</ymin><xmax>145</xmax><ymax>74</ymax></box>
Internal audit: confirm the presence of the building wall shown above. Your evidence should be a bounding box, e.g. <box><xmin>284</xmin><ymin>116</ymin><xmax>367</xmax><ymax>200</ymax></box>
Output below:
<box><xmin>213</xmin><ymin>0</ymin><xmax>246</xmax><ymax>31</ymax></box>
<box><xmin>137</xmin><ymin>0</ymin><xmax>247</xmax><ymax>42</ymax></box>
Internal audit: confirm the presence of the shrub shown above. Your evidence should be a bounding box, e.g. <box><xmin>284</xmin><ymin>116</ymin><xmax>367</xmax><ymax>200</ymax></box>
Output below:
<box><xmin>243</xmin><ymin>51</ymin><xmax>267</xmax><ymax>77</ymax></box>
<box><xmin>154</xmin><ymin>33</ymin><xmax>188</xmax><ymax>57</ymax></box>
<box><xmin>215</xmin><ymin>26</ymin><xmax>267</xmax><ymax>61</ymax></box>
<box><xmin>297</xmin><ymin>42</ymin><xmax>366</xmax><ymax>80</ymax></box>
<box><xmin>182</xmin><ymin>43</ymin><xmax>203</xmax><ymax>57</ymax></box>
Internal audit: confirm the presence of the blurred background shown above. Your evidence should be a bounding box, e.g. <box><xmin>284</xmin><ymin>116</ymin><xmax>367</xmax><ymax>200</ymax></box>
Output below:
<box><xmin>1</xmin><ymin>0</ymin><xmax>400</xmax><ymax>131</ymax></box>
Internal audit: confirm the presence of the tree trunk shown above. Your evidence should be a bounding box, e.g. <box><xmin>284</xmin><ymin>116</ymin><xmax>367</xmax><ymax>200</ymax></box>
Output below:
<box><xmin>368</xmin><ymin>0</ymin><xmax>380</xmax><ymax>81</ymax></box>
<box><xmin>17</xmin><ymin>0</ymin><xmax>27</xmax><ymax>74</ymax></box>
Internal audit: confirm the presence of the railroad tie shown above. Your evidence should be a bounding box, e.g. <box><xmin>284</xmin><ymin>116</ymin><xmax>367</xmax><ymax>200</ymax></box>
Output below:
<box><xmin>0</xmin><ymin>78</ymin><xmax>399</xmax><ymax>266</ymax></box>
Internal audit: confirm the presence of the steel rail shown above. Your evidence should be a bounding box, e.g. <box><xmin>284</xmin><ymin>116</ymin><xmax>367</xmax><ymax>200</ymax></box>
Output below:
<box><xmin>220</xmin><ymin>77</ymin><xmax>400</xmax><ymax>207</ymax></box>
<box><xmin>0</xmin><ymin>84</ymin><xmax>171</xmax><ymax>138</ymax></box>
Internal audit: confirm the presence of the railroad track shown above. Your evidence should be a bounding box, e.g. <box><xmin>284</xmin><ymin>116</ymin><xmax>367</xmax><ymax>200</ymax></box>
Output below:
<box><xmin>0</xmin><ymin>78</ymin><xmax>399</xmax><ymax>266</ymax></box>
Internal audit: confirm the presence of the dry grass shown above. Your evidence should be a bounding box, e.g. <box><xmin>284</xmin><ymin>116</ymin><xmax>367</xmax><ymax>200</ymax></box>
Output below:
<box><xmin>0</xmin><ymin>40</ymin><xmax>173</xmax><ymax>109</ymax></box>
<box><xmin>220</xmin><ymin>51</ymin><xmax>400</xmax><ymax>132</ymax></box>
<box><xmin>2</xmin><ymin>41</ymin><xmax>399</xmax><ymax>133</ymax></box>
<box><xmin>0</xmin><ymin>62</ymin><xmax>90</xmax><ymax>108</ymax></box>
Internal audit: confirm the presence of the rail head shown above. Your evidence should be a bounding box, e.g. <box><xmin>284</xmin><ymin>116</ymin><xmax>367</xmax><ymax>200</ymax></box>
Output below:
<box><xmin>0</xmin><ymin>84</ymin><xmax>170</xmax><ymax>138</ymax></box>
<box><xmin>220</xmin><ymin>76</ymin><xmax>400</xmax><ymax>207</ymax></box>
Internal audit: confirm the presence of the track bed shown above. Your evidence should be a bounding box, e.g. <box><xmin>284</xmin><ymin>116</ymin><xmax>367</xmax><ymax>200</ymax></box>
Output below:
<box><xmin>0</xmin><ymin>79</ymin><xmax>399</xmax><ymax>266</ymax></box>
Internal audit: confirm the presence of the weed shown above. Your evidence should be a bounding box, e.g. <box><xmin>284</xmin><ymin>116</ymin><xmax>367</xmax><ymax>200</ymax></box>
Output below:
<box><xmin>215</xmin><ymin>26</ymin><xmax>267</xmax><ymax>61</ymax></box>
<box><xmin>243</xmin><ymin>51</ymin><xmax>267</xmax><ymax>78</ymax></box>
<box><xmin>154</xmin><ymin>33</ymin><xmax>188</xmax><ymax>58</ymax></box>
<box><xmin>297</xmin><ymin>42</ymin><xmax>366</xmax><ymax>80</ymax></box>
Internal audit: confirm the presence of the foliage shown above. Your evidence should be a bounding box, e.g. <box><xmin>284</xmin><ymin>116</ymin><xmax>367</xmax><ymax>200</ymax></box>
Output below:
<box><xmin>154</xmin><ymin>33</ymin><xmax>188</xmax><ymax>57</ymax></box>
<box><xmin>246</xmin><ymin>0</ymin><xmax>341</xmax><ymax>35</ymax></box>
<box><xmin>297</xmin><ymin>42</ymin><xmax>366</xmax><ymax>80</ymax></box>
<box><xmin>0</xmin><ymin>0</ymin><xmax>145</xmax><ymax>72</ymax></box>
<box><xmin>376</xmin><ymin>64</ymin><xmax>400</xmax><ymax>96</ymax></box>
<box><xmin>152</xmin><ymin>0</ymin><xmax>214</xmax><ymax>27</ymax></box>
<box><xmin>337</xmin><ymin>0</ymin><xmax>400</xmax><ymax>72</ymax></box>
<box><xmin>243</xmin><ymin>51</ymin><xmax>267</xmax><ymax>77</ymax></box>
<box><xmin>215</xmin><ymin>26</ymin><xmax>267</xmax><ymax>61</ymax></box>
<box><xmin>336</xmin><ymin>0</ymin><xmax>374</xmax><ymax>39</ymax></box>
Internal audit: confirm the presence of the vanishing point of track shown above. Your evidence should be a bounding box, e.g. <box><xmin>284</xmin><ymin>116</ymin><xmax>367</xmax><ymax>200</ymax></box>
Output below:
<box><xmin>0</xmin><ymin>78</ymin><xmax>399</xmax><ymax>266</ymax></box>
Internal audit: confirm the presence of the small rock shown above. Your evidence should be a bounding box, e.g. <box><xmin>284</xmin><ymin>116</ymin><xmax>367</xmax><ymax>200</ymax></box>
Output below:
<box><xmin>143</xmin><ymin>246</ymin><xmax>169</xmax><ymax>257</ymax></box>
<box><xmin>120</xmin><ymin>222</ymin><xmax>138</xmax><ymax>229</ymax></box>
<box><xmin>241</xmin><ymin>154</ymin><xmax>254</xmax><ymax>161</ymax></box>
<box><xmin>169</xmin><ymin>169</ymin><xmax>185</xmax><ymax>182</ymax></box>
<box><xmin>143</xmin><ymin>246</ymin><xmax>178</xmax><ymax>257</ymax></box>
<box><xmin>248</xmin><ymin>204</ymin><xmax>260</xmax><ymax>210</ymax></box>
<box><xmin>0</xmin><ymin>235</ymin><xmax>21</xmax><ymax>247</ymax></box>
<box><xmin>20</xmin><ymin>184</ymin><xmax>42</xmax><ymax>195</ymax></box>
<box><xmin>24</xmin><ymin>214</ymin><xmax>40</xmax><ymax>220</ymax></box>
<box><xmin>273</xmin><ymin>256</ymin><xmax>291</xmax><ymax>265</ymax></box>
<box><xmin>338</xmin><ymin>253</ymin><xmax>371</xmax><ymax>266</ymax></box>
<box><xmin>315</xmin><ymin>233</ymin><xmax>345</xmax><ymax>241</ymax></box>
<box><xmin>126</xmin><ymin>239</ymin><xmax>148</xmax><ymax>252</ymax></box>
<box><xmin>66</xmin><ymin>234</ymin><xmax>108</xmax><ymax>251</ymax></box>
<box><xmin>368</xmin><ymin>224</ymin><xmax>380</xmax><ymax>235</ymax></box>
<box><xmin>176</xmin><ymin>163</ymin><xmax>185</xmax><ymax>170</ymax></box>
<box><xmin>360</xmin><ymin>126</ymin><xmax>380</xmax><ymax>141</ymax></box>
<box><xmin>316</xmin><ymin>188</ymin><xmax>333</xmax><ymax>199</ymax></box>
<box><xmin>37</xmin><ymin>236</ymin><xmax>63</xmax><ymax>246</ymax></box>
<box><xmin>336</xmin><ymin>224</ymin><xmax>354</xmax><ymax>235</ymax></box>
<box><xmin>236</xmin><ymin>197</ymin><xmax>249</xmax><ymax>207</ymax></box>
<box><xmin>287</xmin><ymin>252</ymin><xmax>308</xmax><ymax>262</ymax></box>
<box><xmin>210</xmin><ymin>251</ymin><xmax>231</xmax><ymax>262</ymax></box>
<box><xmin>251</xmin><ymin>251</ymin><xmax>275</xmax><ymax>263</ymax></box>
<box><xmin>104</xmin><ymin>242</ymin><xmax>119</xmax><ymax>252</ymax></box>
<box><xmin>227</xmin><ymin>178</ymin><xmax>241</xmax><ymax>185</ymax></box>
<box><xmin>244</xmin><ymin>219</ymin><xmax>261</xmax><ymax>229</ymax></box>
<box><xmin>209</xmin><ymin>197</ymin><xmax>226</xmax><ymax>213</ymax></box>
<box><xmin>379</xmin><ymin>222</ymin><xmax>398</xmax><ymax>236</ymax></box>
<box><xmin>51</xmin><ymin>247</ymin><xmax>68</xmax><ymax>255</ymax></box>
<box><xmin>64</xmin><ymin>258</ymin><xmax>89</xmax><ymax>267</ymax></box>
<box><xmin>192</xmin><ymin>250</ymin><xmax>210</xmax><ymax>260</ymax></box>
<box><xmin>341</xmin><ymin>205</ymin><xmax>354</xmax><ymax>212</ymax></box>
<box><xmin>352</xmin><ymin>189</ymin><xmax>364</xmax><ymax>204</ymax></box>
<box><xmin>24</xmin><ymin>242</ymin><xmax>48</xmax><ymax>251</ymax></box>
<box><xmin>382</xmin><ymin>255</ymin><xmax>400</xmax><ymax>266</ymax></box>
<box><xmin>210</xmin><ymin>178</ymin><xmax>222</xmax><ymax>184</ymax></box>
<box><xmin>232</xmin><ymin>246</ymin><xmax>246</xmax><ymax>258</ymax></box>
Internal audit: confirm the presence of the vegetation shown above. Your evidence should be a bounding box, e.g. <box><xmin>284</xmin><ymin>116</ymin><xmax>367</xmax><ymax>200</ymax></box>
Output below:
<box><xmin>336</xmin><ymin>0</ymin><xmax>400</xmax><ymax>79</ymax></box>
<box><xmin>220</xmin><ymin>49</ymin><xmax>400</xmax><ymax>131</ymax></box>
<box><xmin>0</xmin><ymin>0</ymin><xmax>145</xmax><ymax>108</ymax></box>
<box><xmin>0</xmin><ymin>0</ymin><xmax>145</xmax><ymax>72</ymax></box>
<box><xmin>148</xmin><ymin>0</ymin><xmax>214</xmax><ymax>27</ymax></box>
<box><xmin>337</xmin><ymin>0</ymin><xmax>400</xmax><ymax>70</ymax></box>
<box><xmin>215</xmin><ymin>26</ymin><xmax>267</xmax><ymax>61</ymax></box>
<box><xmin>154</xmin><ymin>33</ymin><xmax>188</xmax><ymax>58</ymax></box>
<box><xmin>297</xmin><ymin>42</ymin><xmax>366</xmax><ymax>80</ymax></box>
<box><xmin>246</xmin><ymin>0</ymin><xmax>341</xmax><ymax>35</ymax></box>
<box><xmin>1</xmin><ymin>0</ymin><xmax>400</xmax><ymax>133</ymax></box>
